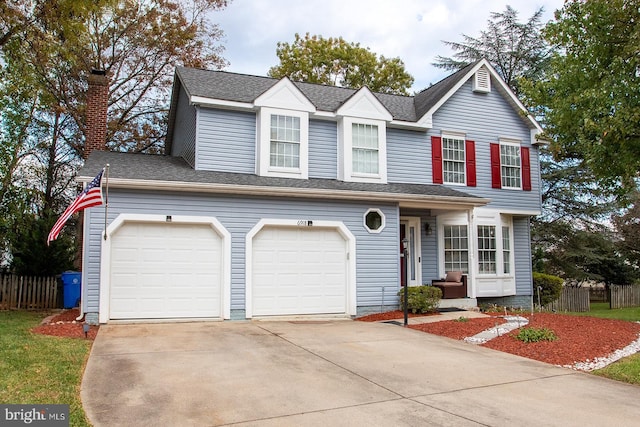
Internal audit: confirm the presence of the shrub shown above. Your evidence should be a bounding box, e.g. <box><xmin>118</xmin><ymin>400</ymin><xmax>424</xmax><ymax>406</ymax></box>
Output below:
<box><xmin>398</xmin><ymin>285</ymin><xmax>442</xmax><ymax>313</ymax></box>
<box><xmin>533</xmin><ymin>272</ymin><xmax>563</xmax><ymax>306</ymax></box>
<box><xmin>515</xmin><ymin>327</ymin><xmax>558</xmax><ymax>343</ymax></box>
<box><xmin>453</xmin><ymin>316</ymin><xmax>469</xmax><ymax>322</ymax></box>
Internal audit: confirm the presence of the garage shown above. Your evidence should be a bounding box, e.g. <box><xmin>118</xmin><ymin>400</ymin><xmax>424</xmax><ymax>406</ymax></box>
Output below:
<box><xmin>249</xmin><ymin>223</ymin><xmax>351</xmax><ymax>317</ymax></box>
<box><xmin>108</xmin><ymin>220</ymin><xmax>224</xmax><ymax>320</ymax></box>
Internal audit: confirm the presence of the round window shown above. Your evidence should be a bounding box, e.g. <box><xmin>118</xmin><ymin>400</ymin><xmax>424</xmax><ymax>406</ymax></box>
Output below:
<box><xmin>364</xmin><ymin>209</ymin><xmax>385</xmax><ymax>233</ymax></box>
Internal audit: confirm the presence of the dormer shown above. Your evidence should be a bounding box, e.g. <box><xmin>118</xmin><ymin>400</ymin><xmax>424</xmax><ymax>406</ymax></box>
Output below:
<box><xmin>336</xmin><ymin>87</ymin><xmax>392</xmax><ymax>183</ymax></box>
<box><xmin>254</xmin><ymin>78</ymin><xmax>316</xmax><ymax>179</ymax></box>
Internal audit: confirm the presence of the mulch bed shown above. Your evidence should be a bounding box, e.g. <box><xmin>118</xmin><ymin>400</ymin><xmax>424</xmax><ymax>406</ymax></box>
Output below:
<box><xmin>31</xmin><ymin>309</ymin><xmax>99</xmax><ymax>340</ymax></box>
<box><xmin>356</xmin><ymin>310</ymin><xmax>440</xmax><ymax>322</ymax></box>
<box><xmin>482</xmin><ymin>313</ymin><xmax>640</xmax><ymax>366</ymax></box>
<box><xmin>409</xmin><ymin>316</ymin><xmax>508</xmax><ymax>340</ymax></box>
<box><xmin>358</xmin><ymin>310</ymin><xmax>640</xmax><ymax>367</ymax></box>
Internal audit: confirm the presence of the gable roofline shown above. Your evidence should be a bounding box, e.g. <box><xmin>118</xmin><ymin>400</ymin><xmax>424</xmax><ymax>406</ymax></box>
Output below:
<box><xmin>336</xmin><ymin>86</ymin><xmax>393</xmax><ymax>121</ymax></box>
<box><xmin>416</xmin><ymin>59</ymin><xmax>543</xmax><ymax>137</ymax></box>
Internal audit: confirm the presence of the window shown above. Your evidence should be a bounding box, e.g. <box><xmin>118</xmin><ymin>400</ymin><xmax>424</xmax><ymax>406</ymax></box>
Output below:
<box><xmin>442</xmin><ymin>137</ymin><xmax>465</xmax><ymax>184</ymax></box>
<box><xmin>270</xmin><ymin>115</ymin><xmax>300</xmax><ymax>169</ymax></box>
<box><xmin>443</xmin><ymin>225</ymin><xmax>468</xmax><ymax>273</ymax></box>
<box><xmin>500</xmin><ymin>143</ymin><xmax>521</xmax><ymax>188</ymax></box>
<box><xmin>352</xmin><ymin>123</ymin><xmax>379</xmax><ymax>174</ymax></box>
<box><xmin>477</xmin><ymin>225</ymin><xmax>497</xmax><ymax>274</ymax></box>
<box><xmin>502</xmin><ymin>226</ymin><xmax>511</xmax><ymax>274</ymax></box>
<box><xmin>364</xmin><ymin>208</ymin><xmax>385</xmax><ymax>233</ymax></box>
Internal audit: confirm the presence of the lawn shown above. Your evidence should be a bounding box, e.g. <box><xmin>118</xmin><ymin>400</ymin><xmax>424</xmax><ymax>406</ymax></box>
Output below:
<box><xmin>0</xmin><ymin>311</ymin><xmax>92</xmax><ymax>427</ymax></box>
<box><xmin>566</xmin><ymin>303</ymin><xmax>640</xmax><ymax>385</ymax></box>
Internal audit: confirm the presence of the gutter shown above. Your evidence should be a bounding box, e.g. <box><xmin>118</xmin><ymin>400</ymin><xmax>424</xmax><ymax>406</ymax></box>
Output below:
<box><xmin>77</xmin><ymin>176</ymin><xmax>491</xmax><ymax>209</ymax></box>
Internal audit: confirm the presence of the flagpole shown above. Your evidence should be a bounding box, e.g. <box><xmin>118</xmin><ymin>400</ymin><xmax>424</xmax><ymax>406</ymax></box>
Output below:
<box><xmin>103</xmin><ymin>164</ymin><xmax>109</xmax><ymax>240</ymax></box>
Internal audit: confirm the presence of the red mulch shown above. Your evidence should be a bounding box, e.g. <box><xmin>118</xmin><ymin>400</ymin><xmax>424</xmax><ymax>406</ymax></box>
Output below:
<box><xmin>410</xmin><ymin>317</ymin><xmax>508</xmax><ymax>340</ymax></box>
<box><xmin>31</xmin><ymin>309</ymin><xmax>99</xmax><ymax>340</ymax></box>
<box><xmin>356</xmin><ymin>310</ymin><xmax>440</xmax><ymax>322</ymax></box>
<box><xmin>482</xmin><ymin>313</ymin><xmax>640</xmax><ymax>366</ymax></box>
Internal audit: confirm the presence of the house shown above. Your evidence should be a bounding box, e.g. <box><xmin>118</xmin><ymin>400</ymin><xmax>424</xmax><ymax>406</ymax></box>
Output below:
<box><xmin>78</xmin><ymin>59</ymin><xmax>543</xmax><ymax>324</ymax></box>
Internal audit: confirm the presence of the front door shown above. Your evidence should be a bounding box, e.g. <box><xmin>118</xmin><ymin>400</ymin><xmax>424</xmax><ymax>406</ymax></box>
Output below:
<box><xmin>400</xmin><ymin>217</ymin><xmax>422</xmax><ymax>287</ymax></box>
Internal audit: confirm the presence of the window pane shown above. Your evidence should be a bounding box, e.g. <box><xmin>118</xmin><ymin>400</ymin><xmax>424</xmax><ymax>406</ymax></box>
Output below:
<box><xmin>477</xmin><ymin>225</ymin><xmax>496</xmax><ymax>274</ymax></box>
<box><xmin>270</xmin><ymin>114</ymin><xmax>300</xmax><ymax>168</ymax></box>
<box><xmin>500</xmin><ymin>144</ymin><xmax>521</xmax><ymax>188</ymax></box>
<box><xmin>503</xmin><ymin>226</ymin><xmax>511</xmax><ymax>274</ymax></box>
<box><xmin>443</xmin><ymin>225</ymin><xmax>469</xmax><ymax>273</ymax></box>
<box><xmin>442</xmin><ymin>137</ymin><xmax>465</xmax><ymax>184</ymax></box>
<box><xmin>352</xmin><ymin>123</ymin><xmax>379</xmax><ymax>174</ymax></box>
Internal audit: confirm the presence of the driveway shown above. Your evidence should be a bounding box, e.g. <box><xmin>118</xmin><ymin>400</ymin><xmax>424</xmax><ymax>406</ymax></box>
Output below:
<box><xmin>82</xmin><ymin>320</ymin><xmax>640</xmax><ymax>426</ymax></box>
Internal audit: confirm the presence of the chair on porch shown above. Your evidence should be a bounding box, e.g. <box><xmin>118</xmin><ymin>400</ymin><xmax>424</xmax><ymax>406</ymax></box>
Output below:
<box><xmin>432</xmin><ymin>271</ymin><xmax>467</xmax><ymax>299</ymax></box>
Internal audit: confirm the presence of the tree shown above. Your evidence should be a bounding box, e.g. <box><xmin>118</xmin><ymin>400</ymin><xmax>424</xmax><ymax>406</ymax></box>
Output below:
<box><xmin>613</xmin><ymin>194</ymin><xmax>640</xmax><ymax>272</ymax></box>
<box><xmin>433</xmin><ymin>5</ymin><xmax>550</xmax><ymax>96</ymax></box>
<box><xmin>525</xmin><ymin>0</ymin><xmax>640</xmax><ymax>192</ymax></box>
<box><xmin>268</xmin><ymin>33</ymin><xmax>414</xmax><ymax>95</ymax></box>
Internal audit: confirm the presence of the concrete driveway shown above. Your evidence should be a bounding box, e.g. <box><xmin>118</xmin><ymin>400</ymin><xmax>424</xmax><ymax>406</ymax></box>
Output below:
<box><xmin>82</xmin><ymin>320</ymin><xmax>640</xmax><ymax>426</ymax></box>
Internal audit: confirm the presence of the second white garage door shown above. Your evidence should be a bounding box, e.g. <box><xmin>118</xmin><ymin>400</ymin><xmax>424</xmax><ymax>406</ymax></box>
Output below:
<box><xmin>109</xmin><ymin>222</ymin><xmax>223</xmax><ymax>320</ymax></box>
<box><xmin>251</xmin><ymin>226</ymin><xmax>348</xmax><ymax>316</ymax></box>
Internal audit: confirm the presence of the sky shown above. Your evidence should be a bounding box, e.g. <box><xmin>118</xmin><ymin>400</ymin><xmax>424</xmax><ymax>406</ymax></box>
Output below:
<box><xmin>211</xmin><ymin>0</ymin><xmax>565</xmax><ymax>93</ymax></box>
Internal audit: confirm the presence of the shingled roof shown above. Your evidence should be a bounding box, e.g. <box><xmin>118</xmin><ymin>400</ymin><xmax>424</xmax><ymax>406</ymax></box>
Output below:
<box><xmin>80</xmin><ymin>151</ymin><xmax>488</xmax><ymax>207</ymax></box>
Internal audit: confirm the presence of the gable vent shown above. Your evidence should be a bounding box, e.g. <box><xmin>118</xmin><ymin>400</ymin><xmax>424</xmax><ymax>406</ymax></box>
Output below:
<box><xmin>473</xmin><ymin>66</ymin><xmax>491</xmax><ymax>93</ymax></box>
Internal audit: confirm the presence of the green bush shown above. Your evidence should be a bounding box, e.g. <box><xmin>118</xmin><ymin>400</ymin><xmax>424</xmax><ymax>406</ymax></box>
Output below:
<box><xmin>398</xmin><ymin>285</ymin><xmax>442</xmax><ymax>313</ymax></box>
<box><xmin>533</xmin><ymin>272</ymin><xmax>563</xmax><ymax>306</ymax></box>
<box><xmin>515</xmin><ymin>327</ymin><xmax>558</xmax><ymax>343</ymax></box>
<box><xmin>453</xmin><ymin>316</ymin><xmax>469</xmax><ymax>322</ymax></box>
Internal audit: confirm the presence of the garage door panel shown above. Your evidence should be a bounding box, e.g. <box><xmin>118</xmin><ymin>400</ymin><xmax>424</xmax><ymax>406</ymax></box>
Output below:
<box><xmin>110</xmin><ymin>222</ymin><xmax>223</xmax><ymax>320</ymax></box>
<box><xmin>252</xmin><ymin>226</ymin><xmax>348</xmax><ymax>316</ymax></box>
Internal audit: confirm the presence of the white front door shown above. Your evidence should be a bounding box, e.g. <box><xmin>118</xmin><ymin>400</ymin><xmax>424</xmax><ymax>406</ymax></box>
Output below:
<box><xmin>400</xmin><ymin>217</ymin><xmax>422</xmax><ymax>286</ymax></box>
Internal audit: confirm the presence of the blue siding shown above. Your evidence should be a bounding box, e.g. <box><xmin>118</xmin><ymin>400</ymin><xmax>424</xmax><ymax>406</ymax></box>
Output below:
<box><xmin>309</xmin><ymin>119</ymin><xmax>337</xmax><ymax>179</ymax></box>
<box><xmin>197</xmin><ymin>109</ymin><xmax>255</xmax><ymax>174</ymax></box>
<box><xmin>429</xmin><ymin>79</ymin><xmax>542</xmax><ymax>212</ymax></box>
<box><xmin>84</xmin><ymin>190</ymin><xmax>400</xmax><ymax>314</ymax></box>
<box><xmin>170</xmin><ymin>87</ymin><xmax>196</xmax><ymax>167</ymax></box>
<box><xmin>400</xmin><ymin>208</ymin><xmax>437</xmax><ymax>284</ymax></box>
<box><xmin>387</xmin><ymin>128</ymin><xmax>429</xmax><ymax>184</ymax></box>
<box><xmin>513</xmin><ymin>216</ymin><xmax>533</xmax><ymax>295</ymax></box>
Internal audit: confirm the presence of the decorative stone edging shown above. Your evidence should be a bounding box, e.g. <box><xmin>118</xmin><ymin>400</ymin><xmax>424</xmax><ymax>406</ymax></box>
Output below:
<box><xmin>463</xmin><ymin>315</ymin><xmax>529</xmax><ymax>345</ymax></box>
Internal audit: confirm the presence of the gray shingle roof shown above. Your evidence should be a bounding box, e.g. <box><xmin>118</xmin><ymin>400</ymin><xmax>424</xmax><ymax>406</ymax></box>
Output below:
<box><xmin>80</xmin><ymin>151</ymin><xmax>486</xmax><ymax>205</ymax></box>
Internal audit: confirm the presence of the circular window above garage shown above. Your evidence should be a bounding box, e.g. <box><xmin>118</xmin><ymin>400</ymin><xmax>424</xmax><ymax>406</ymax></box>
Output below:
<box><xmin>364</xmin><ymin>209</ymin><xmax>385</xmax><ymax>233</ymax></box>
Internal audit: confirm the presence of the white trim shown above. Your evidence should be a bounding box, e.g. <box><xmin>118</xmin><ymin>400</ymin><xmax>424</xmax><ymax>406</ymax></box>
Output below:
<box><xmin>254</xmin><ymin>77</ymin><xmax>316</xmax><ymax>112</ymax></box>
<box><xmin>364</xmin><ymin>208</ymin><xmax>386</xmax><ymax>233</ymax></box>
<box><xmin>338</xmin><ymin>117</ymin><xmax>388</xmax><ymax>183</ymax></box>
<box><xmin>256</xmin><ymin>107</ymin><xmax>309</xmax><ymax>179</ymax></box>
<box><xmin>98</xmin><ymin>214</ymin><xmax>231</xmax><ymax>323</ymax></box>
<box><xmin>400</xmin><ymin>216</ymin><xmax>422</xmax><ymax>286</ymax></box>
<box><xmin>418</xmin><ymin>59</ymin><xmax>543</xmax><ymax>134</ymax></box>
<box><xmin>245</xmin><ymin>219</ymin><xmax>357</xmax><ymax>319</ymax></box>
<box><xmin>498</xmin><ymin>140</ymin><xmax>523</xmax><ymax>190</ymax></box>
<box><xmin>190</xmin><ymin>95</ymin><xmax>254</xmax><ymax>111</ymax></box>
<box><xmin>441</xmin><ymin>133</ymin><xmax>467</xmax><ymax>186</ymax></box>
<box><xmin>77</xmin><ymin>176</ymin><xmax>491</xmax><ymax>208</ymax></box>
<box><xmin>336</xmin><ymin>87</ymin><xmax>392</xmax><ymax>121</ymax></box>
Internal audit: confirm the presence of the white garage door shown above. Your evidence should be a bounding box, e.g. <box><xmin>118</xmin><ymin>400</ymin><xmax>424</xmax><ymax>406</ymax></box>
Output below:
<box><xmin>252</xmin><ymin>226</ymin><xmax>348</xmax><ymax>316</ymax></box>
<box><xmin>109</xmin><ymin>222</ymin><xmax>223</xmax><ymax>320</ymax></box>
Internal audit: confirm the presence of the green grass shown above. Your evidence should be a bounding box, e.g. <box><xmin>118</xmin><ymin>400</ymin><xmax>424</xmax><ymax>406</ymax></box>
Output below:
<box><xmin>565</xmin><ymin>302</ymin><xmax>640</xmax><ymax>385</ymax></box>
<box><xmin>566</xmin><ymin>302</ymin><xmax>640</xmax><ymax>321</ymax></box>
<box><xmin>0</xmin><ymin>311</ymin><xmax>92</xmax><ymax>427</ymax></box>
<box><xmin>593</xmin><ymin>354</ymin><xmax>640</xmax><ymax>385</ymax></box>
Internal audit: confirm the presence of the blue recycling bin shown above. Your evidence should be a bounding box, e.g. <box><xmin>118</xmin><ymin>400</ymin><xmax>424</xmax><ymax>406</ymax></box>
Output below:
<box><xmin>61</xmin><ymin>271</ymin><xmax>81</xmax><ymax>309</ymax></box>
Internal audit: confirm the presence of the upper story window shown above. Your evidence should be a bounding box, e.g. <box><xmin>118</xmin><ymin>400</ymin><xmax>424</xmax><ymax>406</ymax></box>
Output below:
<box><xmin>352</xmin><ymin>123</ymin><xmax>379</xmax><ymax>174</ymax></box>
<box><xmin>256</xmin><ymin>107</ymin><xmax>309</xmax><ymax>179</ymax></box>
<box><xmin>270</xmin><ymin>115</ymin><xmax>300</xmax><ymax>169</ymax></box>
<box><xmin>338</xmin><ymin>117</ymin><xmax>387</xmax><ymax>183</ymax></box>
<box><xmin>500</xmin><ymin>143</ymin><xmax>521</xmax><ymax>189</ymax></box>
<box><xmin>490</xmin><ymin>139</ymin><xmax>531</xmax><ymax>191</ymax></box>
<box><xmin>442</xmin><ymin>136</ymin><xmax>466</xmax><ymax>184</ymax></box>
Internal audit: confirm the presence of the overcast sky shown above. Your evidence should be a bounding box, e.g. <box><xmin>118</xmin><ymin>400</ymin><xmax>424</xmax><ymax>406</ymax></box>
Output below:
<box><xmin>212</xmin><ymin>0</ymin><xmax>565</xmax><ymax>92</ymax></box>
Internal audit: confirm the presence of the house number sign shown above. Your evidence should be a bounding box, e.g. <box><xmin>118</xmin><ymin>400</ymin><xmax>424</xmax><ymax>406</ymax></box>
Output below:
<box><xmin>297</xmin><ymin>220</ymin><xmax>313</xmax><ymax>226</ymax></box>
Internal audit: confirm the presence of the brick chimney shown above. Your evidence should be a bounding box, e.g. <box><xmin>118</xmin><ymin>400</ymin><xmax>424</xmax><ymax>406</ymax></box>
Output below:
<box><xmin>84</xmin><ymin>69</ymin><xmax>109</xmax><ymax>159</ymax></box>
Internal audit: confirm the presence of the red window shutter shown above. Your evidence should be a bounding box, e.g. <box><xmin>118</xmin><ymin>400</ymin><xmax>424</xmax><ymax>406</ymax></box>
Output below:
<box><xmin>490</xmin><ymin>143</ymin><xmax>501</xmax><ymax>189</ymax></box>
<box><xmin>521</xmin><ymin>146</ymin><xmax>532</xmax><ymax>191</ymax></box>
<box><xmin>432</xmin><ymin>136</ymin><xmax>443</xmax><ymax>184</ymax></box>
<box><xmin>465</xmin><ymin>140</ymin><xmax>476</xmax><ymax>187</ymax></box>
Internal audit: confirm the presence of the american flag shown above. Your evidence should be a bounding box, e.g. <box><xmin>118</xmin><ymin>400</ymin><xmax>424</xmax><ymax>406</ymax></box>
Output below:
<box><xmin>47</xmin><ymin>168</ymin><xmax>104</xmax><ymax>245</ymax></box>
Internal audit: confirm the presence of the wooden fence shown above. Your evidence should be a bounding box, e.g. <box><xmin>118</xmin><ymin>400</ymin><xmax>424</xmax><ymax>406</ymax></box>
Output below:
<box><xmin>547</xmin><ymin>287</ymin><xmax>590</xmax><ymax>312</ymax></box>
<box><xmin>0</xmin><ymin>274</ymin><xmax>59</xmax><ymax>310</ymax></box>
<box><xmin>610</xmin><ymin>285</ymin><xmax>640</xmax><ymax>309</ymax></box>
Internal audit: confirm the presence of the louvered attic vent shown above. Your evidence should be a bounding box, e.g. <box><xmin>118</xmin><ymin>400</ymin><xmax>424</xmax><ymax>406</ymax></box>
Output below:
<box><xmin>473</xmin><ymin>66</ymin><xmax>491</xmax><ymax>93</ymax></box>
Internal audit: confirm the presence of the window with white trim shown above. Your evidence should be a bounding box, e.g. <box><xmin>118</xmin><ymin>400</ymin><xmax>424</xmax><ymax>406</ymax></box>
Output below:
<box><xmin>256</xmin><ymin>107</ymin><xmax>309</xmax><ymax>179</ymax></box>
<box><xmin>352</xmin><ymin>123</ymin><xmax>379</xmax><ymax>174</ymax></box>
<box><xmin>502</xmin><ymin>226</ymin><xmax>511</xmax><ymax>274</ymax></box>
<box><xmin>270</xmin><ymin>115</ymin><xmax>300</xmax><ymax>169</ymax></box>
<box><xmin>500</xmin><ymin>143</ymin><xmax>521</xmax><ymax>189</ymax></box>
<box><xmin>477</xmin><ymin>225</ymin><xmax>497</xmax><ymax>274</ymax></box>
<box><xmin>443</xmin><ymin>225</ymin><xmax>468</xmax><ymax>273</ymax></box>
<box><xmin>364</xmin><ymin>208</ymin><xmax>385</xmax><ymax>233</ymax></box>
<box><xmin>442</xmin><ymin>136</ymin><xmax>465</xmax><ymax>184</ymax></box>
